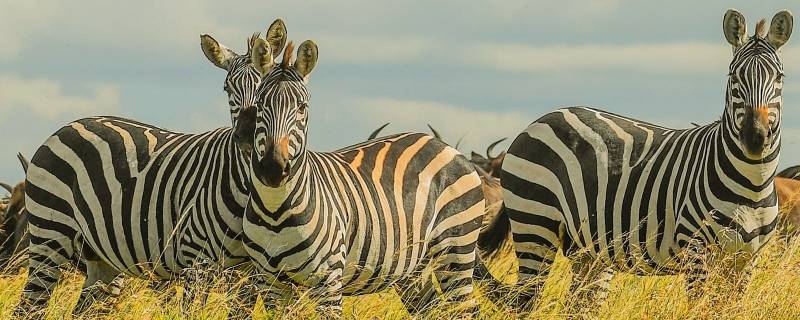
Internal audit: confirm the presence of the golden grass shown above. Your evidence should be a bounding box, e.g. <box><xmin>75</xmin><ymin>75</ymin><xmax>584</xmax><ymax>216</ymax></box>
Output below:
<box><xmin>1</xmin><ymin>236</ymin><xmax>799</xmax><ymax>320</ymax></box>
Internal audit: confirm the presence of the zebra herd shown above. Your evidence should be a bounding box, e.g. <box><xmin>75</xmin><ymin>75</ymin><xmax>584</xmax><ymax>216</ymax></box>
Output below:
<box><xmin>0</xmin><ymin>8</ymin><xmax>794</xmax><ymax>319</ymax></box>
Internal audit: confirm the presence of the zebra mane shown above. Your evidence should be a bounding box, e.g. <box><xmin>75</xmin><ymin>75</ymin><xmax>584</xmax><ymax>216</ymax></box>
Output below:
<box><xmin>282</xmin><ymin>41</ymin><xmax>295</xmax><ymax>68</ymax></box>
<box><xmin>755</xmin><ymin>19</ymin><xmax>768</xmax><ymax>39</ymax></box>
<box><xmin>247</xmin><ymin>32</ymin><xmax>262</xmax><ymax>52</ymax></box>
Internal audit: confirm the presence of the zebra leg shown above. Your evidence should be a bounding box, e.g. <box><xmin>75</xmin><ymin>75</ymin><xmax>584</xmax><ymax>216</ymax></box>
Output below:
<box><xmin>567</xmin><ymin>253</ymin><xmax>615</xmax><ymax>314</ymax></box>
<box><xmin>13</xmin><ymin>235</ymin><xmax>73</xmax><ymax>320</ymax></box>
<box><xmin>72</xmin><ymin>258</ymin><xmax>124</xmax><ymax>315</ymax></box>
<box><xmin>429</xmin><ymin>243</ymin><xmax>479</xmax><ymax>317</ymax></box>
<box><xmin>726</xmin><ymin>253</ymin><xmax>756</xmax><ymax>296</ymax></box>
<box><xmin>227</xmin><ymin>274</ymin><xmax>260</xmax><ymax>320</ymax></box>
<box><xmin>180</xmin><ymin>260</ymin><xmax>214</xmax><ymax>314</ymax></box>
<box><xmin>254</xmin><ymin>274</ymin><xmax>294</xmax><ymax>312</ymax></box>
<box><xmin>684</xmin><ymin>240</ymin><xmax>709</xmax><ymax>300</ymax></box>
<box><xmin>394</xmin><ymin>273</ymin><xmax>438</xmax><ymax>315</ymax></box>
<box><xmin>310</xmin><ymin>267</ymin><xmax>345</xmax><ymax>318</ymax></box>
<box><xmin>512</xmin><ymin>229</ymin><xmax>560</xmax><ymax>312</ymax></box>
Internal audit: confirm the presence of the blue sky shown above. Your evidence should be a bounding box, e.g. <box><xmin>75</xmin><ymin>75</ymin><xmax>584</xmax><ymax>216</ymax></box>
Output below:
<box><xmin>0</xmin><ymin>1</ymin><xmax>798</xmax><ymax>184</ymax></box>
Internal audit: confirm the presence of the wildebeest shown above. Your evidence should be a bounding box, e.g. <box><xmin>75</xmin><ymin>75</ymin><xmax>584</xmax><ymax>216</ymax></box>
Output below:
<box><xmin>776</xmin><ymin>168</ymin><xmax>800</xmax><ymax>237</ymax></box>
<box><xmin>1</xmin><ymin>153</ymin><xmax>30</xmax><ymax>272</ymax></box>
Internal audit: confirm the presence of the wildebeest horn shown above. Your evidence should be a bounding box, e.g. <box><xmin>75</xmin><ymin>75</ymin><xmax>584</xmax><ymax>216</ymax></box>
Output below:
<box><xmin>17</xmin><ymin>153</ymin><xmax>29</xmax><ymax>173</ymax></box>
<box><xmin>454</xmin><ymin>136</ymin><xmax>464</xmax><ymax>150</ymax></box>
<box><xmin>427</xmin><ymin>124</ymin><xmax>442</xmax><ymax>140</ymax></box>
<box><xmin>0</xmin><ymin>182</ymin><xmax>12</xmax><ymax>194</ymax></box>
<box><xmin>486</xmin><ymin>138</ymin><xmax>507</xmax><ymax>159</ymax></box>
<box><xmin>368</xmin><ymin>123</ymin><xmax>390</xmax><ymax>140</ymax></box>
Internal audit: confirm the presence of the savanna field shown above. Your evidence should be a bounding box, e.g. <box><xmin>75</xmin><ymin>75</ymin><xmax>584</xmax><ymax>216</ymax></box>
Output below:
<box><xmin>1</xmin><ymin>2</ymin><xmax>799</xmax><ymax>320</ymax></box>
<box><xmin>1</xmin><ymin>234</ymin><xmax>799</xmax><ymax>320</ymax></box>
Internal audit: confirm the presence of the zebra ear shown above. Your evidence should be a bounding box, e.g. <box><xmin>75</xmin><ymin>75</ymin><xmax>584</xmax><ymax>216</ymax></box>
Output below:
<box><xmin>201</xmin><ymin>34</ymin><xmax>236</xmax><ymax>70</ymax></box>
<box><xmin>265</xmin><ymin>19</ymin><xmax>288</xmax><ymax>60</ymax></box>
<box><xmin>768</xmin><ymin>10</ymin><xmax>793</xmax><ymax>49</ymax></box>
<box><xmin>723</xmin><ymin>9</ymin><xmax>748</xmax><ymax>49</ymax></box>
<box><xmin>294</xmin><ymin>40</ymin><xmax>318</xmax><ymax>81</ymax></box>
<box><xmin>250</xmin><ymin>38</ymin><xmax>274</xmax><ymax>76</ymax></box>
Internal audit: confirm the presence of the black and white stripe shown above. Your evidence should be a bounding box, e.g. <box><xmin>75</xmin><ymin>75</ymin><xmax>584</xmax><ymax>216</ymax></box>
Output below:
<box><xmin>477</xmin><ymin>9</ymin><xmax>792</xmax><ymax>311</ymax></box>
<box><xmin>13</xmin><ymin>22</ymin><xmax>288</xmax><ymax>319</ymax></box>
<box><xmin>241</xmin><ymin>40</ymin><xmax>486</xmax><ymax>316</ymax></box>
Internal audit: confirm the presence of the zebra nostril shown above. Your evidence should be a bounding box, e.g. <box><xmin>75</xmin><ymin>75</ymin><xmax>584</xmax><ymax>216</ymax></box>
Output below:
<box><xmin>281</xmin><ymin>163</ymin><xmax>290</xmax><ymax>177</ymax></box>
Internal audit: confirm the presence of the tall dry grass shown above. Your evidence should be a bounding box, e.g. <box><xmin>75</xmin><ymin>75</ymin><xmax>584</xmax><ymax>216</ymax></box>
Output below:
<box><xmin>1</xmin><ymin>234</ymin><xmax>799</xmax><ymax>319</ymax></box>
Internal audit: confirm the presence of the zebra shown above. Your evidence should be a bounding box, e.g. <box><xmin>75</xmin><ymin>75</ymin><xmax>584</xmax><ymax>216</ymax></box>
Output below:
<box><xmin>13</xmin><ymin>20</ymin><xmax>287</xmax><ymax>319</ymax></box>
<box><xmin>477</xmin><ymin>9</ymin><xmax>792</xmax><ymax>312</ymax></box>
<box><xmin>239</xmin><ymin>39</ymin><xmax>486</xmax><ymax>317</ymax></box>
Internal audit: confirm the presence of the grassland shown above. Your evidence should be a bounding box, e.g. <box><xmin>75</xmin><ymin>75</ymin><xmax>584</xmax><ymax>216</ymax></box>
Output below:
<box><xmin>1</xmin><ymin>235</ymin><xmax>799</xmax><ymax>319</ymax></box>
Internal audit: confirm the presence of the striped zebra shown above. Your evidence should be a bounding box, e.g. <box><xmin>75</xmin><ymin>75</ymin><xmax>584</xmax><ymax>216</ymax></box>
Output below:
<box><xmin>13</xmin><ymin>20</ymin><xmax>287</xmax><ymax>319</ymax></box>
<box><xmin>477</xmin><ymin>9</ymin><xmax>792</xmax><ymax>312</ymax></box>
<box><xmin>239</xmin><ymin>40</ymin><xmax>485</xmax><ymax>317</ymax></box>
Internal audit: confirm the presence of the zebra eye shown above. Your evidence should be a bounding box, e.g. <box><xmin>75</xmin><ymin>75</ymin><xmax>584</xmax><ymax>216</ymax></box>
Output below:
<box><xmin>297</xmin><ymin>103</ymin><xmax>308</xmax><ymax>114</ymax></box>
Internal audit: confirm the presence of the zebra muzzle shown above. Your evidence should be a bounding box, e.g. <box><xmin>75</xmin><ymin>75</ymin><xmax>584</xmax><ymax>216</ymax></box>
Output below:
<box><xmin>255</xmin><ymin>137</ymin><xmax>291</xmax><ymax>187</ymax></box>
<box><xmin>739</xmin><ymin>106</ymin><xmax>771</xmax><ymax>157</ymax></box>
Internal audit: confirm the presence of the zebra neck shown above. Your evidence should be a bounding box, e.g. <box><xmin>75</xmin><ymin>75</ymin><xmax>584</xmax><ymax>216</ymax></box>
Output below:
<box><xmin>224</xmin><ymin>131</ymin><xmax>252</xmax><ymax>206</ymax></box>
<box><xmin>251</xmin><ymin>151</ymin><xmax>311</xmax><ymax>216</ymax></box>
<box><xmin>717</xmin><ymin>112</ymin><xmax>780</xmax><ymax>188</ymax></box>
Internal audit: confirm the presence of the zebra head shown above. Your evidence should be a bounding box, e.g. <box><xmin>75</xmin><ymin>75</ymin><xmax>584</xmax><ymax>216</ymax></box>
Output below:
<box><xmin>250</xmin><ymin>40</ymin><xmax>318</xmax><ymax>188</ymax></box>
<box><xmin>200</xmin><ymin>19</ymin><xmax>287</xmax><ymax>154</ymax></box>
<box><xmin>722</xmin><ymin>9</ymin><xmax>793</xmax><ymax>159</ymax></box>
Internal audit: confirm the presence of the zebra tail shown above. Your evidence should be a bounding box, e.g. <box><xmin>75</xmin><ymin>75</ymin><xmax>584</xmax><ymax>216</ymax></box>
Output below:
<box><xmin>476</xmin><ymin>204</ymin><xmax>510</xmax><ymax>256</ymax></box>
<box><xmin>473</xmin><ymin>208</ymin><xmax>510</xmax><ymax>305</ymax></box>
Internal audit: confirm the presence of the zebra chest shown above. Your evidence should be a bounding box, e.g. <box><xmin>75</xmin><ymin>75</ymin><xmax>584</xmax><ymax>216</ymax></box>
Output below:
<box><xmin>243</xmin><ymin>210</ymin><xmax>345</xmax><ymax>286</ymax></box>
<box><xmin>707</xmin><ymin>204</ymin><xmax>778</xmax><ymax>257</ymax></box>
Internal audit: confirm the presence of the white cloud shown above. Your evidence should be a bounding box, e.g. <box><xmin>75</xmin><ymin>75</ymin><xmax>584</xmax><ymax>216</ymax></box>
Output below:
<box><xmin>463</xmin><ymin>40</ymin><xmax>800</xmax><ymax>75</ymax></box>
<box><xmin>0</xmin><ymin>74</ymin><xmax>120</xmax><ymax>119</ymax></box>
<box><xmin>0</xmin><ymin>0</ymin><xmax>243</xmax><ymax>63</ymax></box>
<box><xmin>349</xmin><ymin>97</ymin><xmax>532</xmax><ymax>154</ymax></box>
<box><xmin>465</xmin><ymin>42</ymin><xmax>732</xmax><ymax>74</ymax></box>
<box><xmin>315</xmin><ymin>36</ymin><xmax>800</xmax><ymax>75</ymax></box>
<box><xmin>319</xmin><ymin>34</ymin><xmax>433</xmax><ymax>65</ymax></box>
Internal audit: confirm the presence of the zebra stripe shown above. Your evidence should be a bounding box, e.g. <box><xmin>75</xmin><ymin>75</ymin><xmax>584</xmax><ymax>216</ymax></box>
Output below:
<box><xmin>477</xmin><ymin>10</ymin><xmax>791</xmax><ymax>312</ymax></box>
<box><xmin>13</xmin><ymin>27</ymin><xmax>279</xmax><ymax>317</ymax></box>
<box><xmin>242</xmin><ymin>41</ymin><xmax>485</xmax><ymax>316</ymax></box>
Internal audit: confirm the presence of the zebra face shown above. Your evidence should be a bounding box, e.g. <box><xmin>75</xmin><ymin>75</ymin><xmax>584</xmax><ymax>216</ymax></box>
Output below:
<box><xmin>200</xmin><ymin>19</ymin><xmax>288</xmax><ymax>155</ymax></box>
<box><xmin>250</xmin><ymin>40</ymin><xmax>318</xmax><ymax>188</ymax></box>
<box><xmin>726</xmin><ymin>39</ymin><xmax>784</xmax><ymax>157</ymax></box>
<box><xmin>722</xmin><ymin>10</ymin><xmax>793</xmax><ymax>158</ymax></box>
<box><xmin>224</xmin><ymin>57</ymin><xmax>263</xmax><ymax>154</ymax></box>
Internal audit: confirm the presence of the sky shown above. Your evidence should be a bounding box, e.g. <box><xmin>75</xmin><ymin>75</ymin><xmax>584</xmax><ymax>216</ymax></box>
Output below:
<box><xmin>0</xmin><ymin>1</ymin><xmax>798</xmax><ymax>184</ymax></box>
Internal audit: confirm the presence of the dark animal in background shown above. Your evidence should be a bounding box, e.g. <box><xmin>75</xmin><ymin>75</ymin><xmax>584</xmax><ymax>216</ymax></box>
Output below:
<box><xmin>1</xmin><ymin>153</ymin><xmax>30</xmax><ymax>271</ymax></box>
<box><xmin>470</xmin><ymin>138</ymin><xmax>506</xmax><ymax>179</ymax></box>
<box><xmin>366</xmin><ymin>122</ymin><xmax>390</xmax><ymax>140</ymax></box>
<box><xmin>777</xmin><ymin>165</ymin><xmax>800</xmax><ymax>180</ymax></box>
<box><xmin>776</xmin><ymin>169</ymin><xmax>800</xmax><ymax>237</ymax></box>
